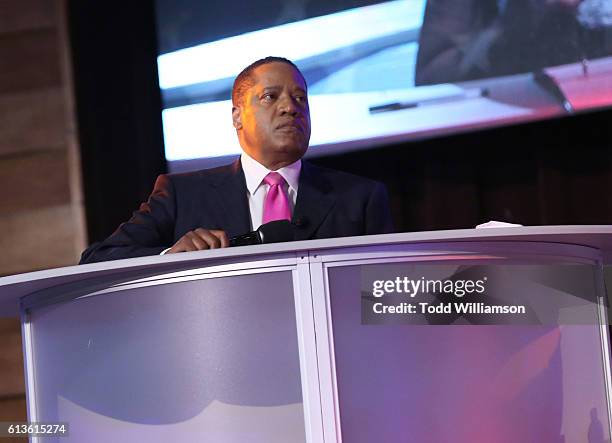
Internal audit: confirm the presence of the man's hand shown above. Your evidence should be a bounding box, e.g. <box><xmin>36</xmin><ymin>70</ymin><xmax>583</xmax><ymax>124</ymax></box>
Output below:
<box><xmin>166</xmin><ymin>229</ymin><xmax>229</xmax><ymax>253</ymax></box>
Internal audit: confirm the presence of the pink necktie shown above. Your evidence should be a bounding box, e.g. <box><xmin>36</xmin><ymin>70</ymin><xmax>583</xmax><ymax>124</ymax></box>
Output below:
<box><xmin>262</xmin><ymin>172</ymin><xmax>291</xmax><ymax>224</ymax></box>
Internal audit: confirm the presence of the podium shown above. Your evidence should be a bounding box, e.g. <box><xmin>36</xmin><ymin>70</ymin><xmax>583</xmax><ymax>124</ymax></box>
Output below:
<box><xmin>2</xmin><ymin>226</ymin><xmax>612</xmax><ymax>442</ymax></box>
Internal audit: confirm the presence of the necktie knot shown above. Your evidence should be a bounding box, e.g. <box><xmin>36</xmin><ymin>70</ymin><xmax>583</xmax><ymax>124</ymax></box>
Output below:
<box><xmin>264</xmin><ymin>172</ymin><xmax>285</xmax><ymax>187</ymax></box>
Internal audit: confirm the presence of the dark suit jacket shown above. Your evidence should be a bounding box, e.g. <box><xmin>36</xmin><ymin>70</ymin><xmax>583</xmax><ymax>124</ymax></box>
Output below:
<box><xmin>80</xmin><ymin>160</ymin><xmax>394</xmax><ymax>263</ymax></box>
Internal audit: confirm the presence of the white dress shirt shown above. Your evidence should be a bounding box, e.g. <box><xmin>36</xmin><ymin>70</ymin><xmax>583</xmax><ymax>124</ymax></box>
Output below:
<box><xmin>240</xmin><ymin>151</ymin><xmax>301</xmax><ymax>230</ymax></box>
<box><xmin>161</xmin><ymin>153</ymin><xmax>301</xmax><ymax>254</ymax></box>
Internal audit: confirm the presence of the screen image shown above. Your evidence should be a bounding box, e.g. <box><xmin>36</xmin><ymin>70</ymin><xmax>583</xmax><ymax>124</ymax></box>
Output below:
<box><xmin>156</xmin><ymin>0</ymin><xmax>612</xmax><ymax>171</ymax></box>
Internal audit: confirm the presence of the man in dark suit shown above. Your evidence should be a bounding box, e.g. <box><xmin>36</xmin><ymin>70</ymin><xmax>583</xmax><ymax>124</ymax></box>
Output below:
<box><xmin>80</xmin><ymin>57</ymin><xmax>394</xmax><ymax>264</ymax></box>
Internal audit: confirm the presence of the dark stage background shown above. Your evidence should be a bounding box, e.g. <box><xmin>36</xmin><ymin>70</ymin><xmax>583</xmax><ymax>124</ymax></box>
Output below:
<box><xmin>67</xmin><ymin>1</ymin><xmax>612</xmax><ymax>245</ymax></box>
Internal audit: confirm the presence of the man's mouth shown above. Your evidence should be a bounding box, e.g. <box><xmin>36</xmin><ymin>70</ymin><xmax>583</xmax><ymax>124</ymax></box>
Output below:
<box><xmin>276</xmin><ymin>121</ymin><xmax>302</xmax><ymax>132</ymax></box>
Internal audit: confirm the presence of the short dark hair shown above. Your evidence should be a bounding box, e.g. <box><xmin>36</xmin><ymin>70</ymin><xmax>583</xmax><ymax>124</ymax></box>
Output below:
<box><xmin>231</xmin><ymin>56</ymin><xmax>307</xmax><ymax>106</ymax></box>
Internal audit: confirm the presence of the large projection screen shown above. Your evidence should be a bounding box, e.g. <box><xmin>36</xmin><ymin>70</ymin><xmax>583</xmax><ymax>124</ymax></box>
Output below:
<box><xmin>156</xmin><ymin>0</ymin><xmax>612</xmax><ymax>171</ymax></box>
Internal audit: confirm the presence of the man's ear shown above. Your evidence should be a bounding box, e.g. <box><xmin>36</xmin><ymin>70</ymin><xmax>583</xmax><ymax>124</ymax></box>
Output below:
<box><xmin>232</xmin><ymin>106</ymin><xmax>242</xmax><ymax>130</ymax></box>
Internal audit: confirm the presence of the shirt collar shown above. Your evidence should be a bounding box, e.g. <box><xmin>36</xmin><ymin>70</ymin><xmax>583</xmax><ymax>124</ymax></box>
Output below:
<box><xmin>240</xmin><ymin>152</ymin><xmax>301</xmax><ymax>195</ymax></box>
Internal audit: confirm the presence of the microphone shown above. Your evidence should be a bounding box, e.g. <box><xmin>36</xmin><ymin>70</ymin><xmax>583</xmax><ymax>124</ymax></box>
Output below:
<box><xmin>229</xmin><ymin>220</ymin><xmax>295</xmax><ymax>247</ymax></box>
<box><xmin>534</xmin><ymin>70</ymin><xmax>574</xmax><ymax>114</ymax></box>
<box><xmin>293</xmin><ymin>216</ymin><xmax>309</xmax><ymax>228</ymax></box>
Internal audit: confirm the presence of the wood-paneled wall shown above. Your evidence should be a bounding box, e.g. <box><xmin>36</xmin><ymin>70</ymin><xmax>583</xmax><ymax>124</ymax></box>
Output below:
<box><xmin>0</xmin><ymin>0</ymin><xmax>86</xmax><ymax>432</ymax></box>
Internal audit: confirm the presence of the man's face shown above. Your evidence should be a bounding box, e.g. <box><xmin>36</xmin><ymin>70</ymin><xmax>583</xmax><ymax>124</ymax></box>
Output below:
<box><xmin>233</xmin><ymin>62</ymin><xmax>311</xmax><ymax>170</ymax></box>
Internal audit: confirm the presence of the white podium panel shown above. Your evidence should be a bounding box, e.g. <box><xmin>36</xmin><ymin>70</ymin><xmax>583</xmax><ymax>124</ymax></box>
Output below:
<box><xmin>26</xmin><ymin>269</ymin><xmax>307</xmax><ymax>443</ymax></box>
<box><xmin>325</xmin><ymin>260</ymin><xmax>608</xmax><ymax>442</ymax></box>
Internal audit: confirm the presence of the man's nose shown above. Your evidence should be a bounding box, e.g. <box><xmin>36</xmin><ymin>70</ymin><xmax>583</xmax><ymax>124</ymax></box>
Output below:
<box><xmin>278</xmin><ymin>96</ymin><xmax>299</xmax><ymax>115</ymax></box>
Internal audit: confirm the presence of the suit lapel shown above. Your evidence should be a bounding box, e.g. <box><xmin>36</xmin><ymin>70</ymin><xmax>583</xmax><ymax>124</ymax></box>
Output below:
<box><xmin>209</xmin><ymin>159</ymin><xmax>251</xmax><ymax>237</ymax></box>
<box><xmin>293</xmin><ymin>161</ymin><xmax>336</xmax><ymax>240</ymax></box>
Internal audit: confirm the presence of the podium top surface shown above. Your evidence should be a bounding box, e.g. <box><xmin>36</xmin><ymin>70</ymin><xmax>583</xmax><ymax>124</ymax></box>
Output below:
<box><xmin>2</xmin><ymin>225</ymin><xmax>612</xmax><ymax>316</ymax></box>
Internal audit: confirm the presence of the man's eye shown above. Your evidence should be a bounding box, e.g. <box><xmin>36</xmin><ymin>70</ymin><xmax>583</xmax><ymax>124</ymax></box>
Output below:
<box><xmin>262</xmin><ymin>93</ymin><xmax>275</xmax><ymax>101</ymax></box>
<box><xmin>295</xmin><ymin>95</ymin><xmax>306</xmax><ymax>103</ymax></box>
